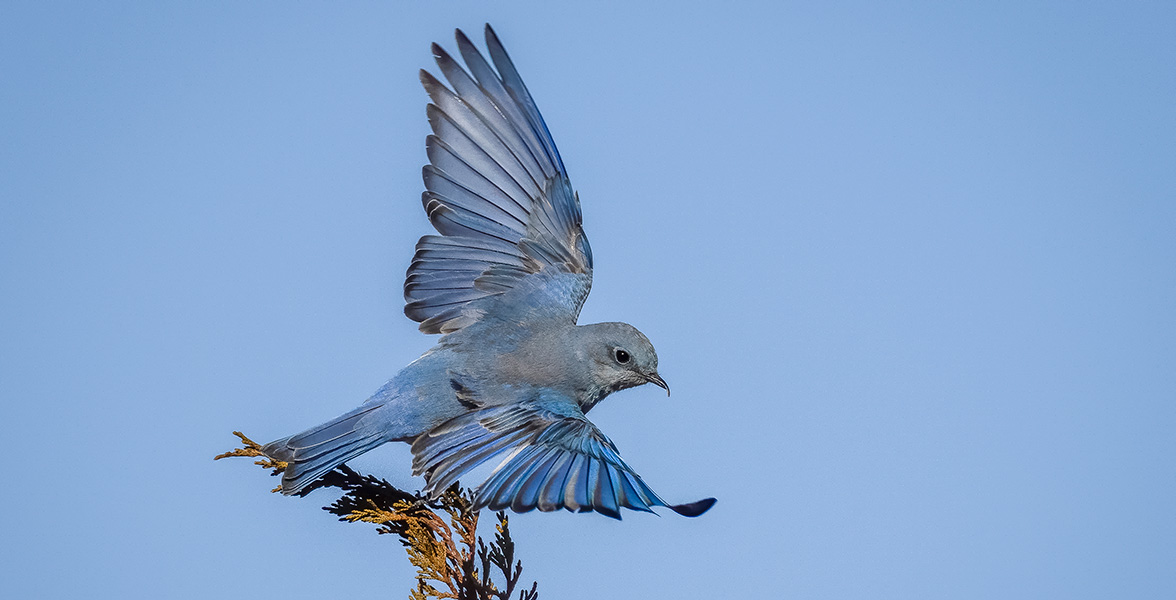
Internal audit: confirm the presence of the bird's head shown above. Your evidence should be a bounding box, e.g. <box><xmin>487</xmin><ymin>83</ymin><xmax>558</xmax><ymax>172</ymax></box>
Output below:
<box><xmin>581</xmin><ymin>322</ymin><xmax>668</xmax><ymax>405</ymax></box>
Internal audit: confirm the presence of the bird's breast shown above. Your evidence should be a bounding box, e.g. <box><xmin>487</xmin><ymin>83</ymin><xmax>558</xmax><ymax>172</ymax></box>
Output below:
<box><xmin>472</xmin><ymin>324</ymin><xmax>588</xmax><ymax>397</ymax></box>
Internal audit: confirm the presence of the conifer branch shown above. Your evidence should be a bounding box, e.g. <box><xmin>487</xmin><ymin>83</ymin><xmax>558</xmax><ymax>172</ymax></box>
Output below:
<box><xmin>217</xmin><ymin>432</ymin><xmax>539</xmax><ymax>599</ymax></box>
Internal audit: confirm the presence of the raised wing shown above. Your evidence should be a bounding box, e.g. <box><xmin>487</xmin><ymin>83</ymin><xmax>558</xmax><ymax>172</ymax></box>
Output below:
<box><xmin>405</xmin><ymin>25</ymin><xmax>593</xmax><ymax>334</ymax></box>
<box><xmin>411</xmin><ymin>397</ymin><xmax>716</xmax><ymax>519</ymax></box>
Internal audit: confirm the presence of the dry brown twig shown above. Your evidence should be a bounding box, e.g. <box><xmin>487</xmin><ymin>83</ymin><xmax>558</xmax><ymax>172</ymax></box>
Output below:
<box><xmin>217</xmin><ymin>431</ymin><xmax>538</xmax><ymax>600</ymax></box>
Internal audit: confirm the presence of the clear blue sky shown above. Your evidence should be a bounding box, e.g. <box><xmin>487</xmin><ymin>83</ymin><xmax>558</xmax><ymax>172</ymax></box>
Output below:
<box><xmin>2</xmin><ymin>2</ymin><xmax>1174</xmax><ymax>598</ymax></box>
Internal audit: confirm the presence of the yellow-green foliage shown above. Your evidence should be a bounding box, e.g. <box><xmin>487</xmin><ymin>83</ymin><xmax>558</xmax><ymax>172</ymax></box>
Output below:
<box><xmin>217</xmin><ymin>432</ymin><xmax>538</xmax><ymax>600</ymax></box>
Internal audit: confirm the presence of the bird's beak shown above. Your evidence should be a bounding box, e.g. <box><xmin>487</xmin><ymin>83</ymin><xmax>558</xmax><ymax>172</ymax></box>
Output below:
<box><xmin>646</xmin><ymin>373</ymin><xmax>670</xmax><ymax>396</ymax></box>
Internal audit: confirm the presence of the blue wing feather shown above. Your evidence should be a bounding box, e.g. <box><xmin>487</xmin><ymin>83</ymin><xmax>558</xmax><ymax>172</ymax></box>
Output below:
<box><xmin>410</xmin><ymin>395</ymin><xmax>712</xmax><ymax>519</ymax></box>
<box><xmin>407</xmin><ymin>27</ymin><xmax>592</xmax><ymax>334</ymax></box>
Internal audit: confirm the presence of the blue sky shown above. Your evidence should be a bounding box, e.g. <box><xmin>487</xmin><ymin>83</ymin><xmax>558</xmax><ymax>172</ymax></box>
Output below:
<box><xmin>2</xmin><ymin>2</ymin><xmax>1174</xmax><ymax>598</ymax></box>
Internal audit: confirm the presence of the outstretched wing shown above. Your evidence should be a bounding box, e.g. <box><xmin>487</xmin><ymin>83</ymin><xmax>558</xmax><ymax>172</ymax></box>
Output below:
<box><xmin>411</xmin><ymin>396</ymin><xmax>716</xmax><ymax>520</ymax></box>
<box><xmin>405</xmin><ymin>25</ymin><xmax>593</xmax><ymax>334</ymax></box>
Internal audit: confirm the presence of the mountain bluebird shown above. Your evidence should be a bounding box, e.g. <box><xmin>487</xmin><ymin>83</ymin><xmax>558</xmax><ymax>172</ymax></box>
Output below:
<box><xmin>262</xmin><ymin>25</ymin><xmax>715</xmax><ymax>519</ymax></box>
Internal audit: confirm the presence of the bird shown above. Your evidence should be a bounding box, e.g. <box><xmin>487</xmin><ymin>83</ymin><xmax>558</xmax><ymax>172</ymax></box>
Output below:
<box><xmin>261</xmin><ymin>24</ymin><xmax>715</xmax><ymax>520</ymax></box>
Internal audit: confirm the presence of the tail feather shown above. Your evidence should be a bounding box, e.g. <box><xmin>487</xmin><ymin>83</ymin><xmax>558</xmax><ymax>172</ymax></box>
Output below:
<box><xmin>262</xmin><ymin>404</ymin><xmax>386</xmax><ymax>495</ymax></box>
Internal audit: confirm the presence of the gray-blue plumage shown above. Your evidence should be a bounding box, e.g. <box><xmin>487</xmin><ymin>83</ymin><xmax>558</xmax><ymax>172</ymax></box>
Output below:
<box><xmin>262</xmin><ymin>25</ymin><xmax>714</xmax><ymax>519</ymax></box>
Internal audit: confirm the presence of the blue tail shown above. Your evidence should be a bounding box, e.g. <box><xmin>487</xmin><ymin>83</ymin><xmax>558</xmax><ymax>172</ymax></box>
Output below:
<box><xmin>262</xmin><ymin>403</ymin><xmax>387</xmax><ymax>495</ymax></box>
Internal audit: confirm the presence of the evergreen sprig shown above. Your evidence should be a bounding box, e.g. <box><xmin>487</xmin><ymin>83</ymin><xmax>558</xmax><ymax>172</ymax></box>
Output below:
<box><xmin>217</xmin><ymin>431</ymin><xmax>538</xmax><ymax>600</ymax></box>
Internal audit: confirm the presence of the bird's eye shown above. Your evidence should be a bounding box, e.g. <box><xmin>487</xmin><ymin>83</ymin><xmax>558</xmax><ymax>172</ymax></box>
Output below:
<box><xmin>614</xmin><ymin>348</ymin><xmax>631</xmax><ymax>364</ymax></box>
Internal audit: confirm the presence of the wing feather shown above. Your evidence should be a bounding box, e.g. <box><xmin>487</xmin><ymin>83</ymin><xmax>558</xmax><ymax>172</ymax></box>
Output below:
<box><xmin>484</xmin><ymin>26</ymin><xmax>566</xmax><ymax>176</ymax></box>
<box><xmin>454</xmin><ymin>30</ymin><xmax>558</xmax><ymax>179</ymax></box>
<box><xmin>410</xmin><ymin>396</ymin><xmax>715</xmax><ymax>519</ymax></box>
<box><xmin>421</xmin><ymin>68</ymin><xmax>545</xmax><ymax>196</ymax></box>
<box><xmin>406</xmin><ymin>26</ymin><xmax>592</xmax><ymax>334</ymax></box>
